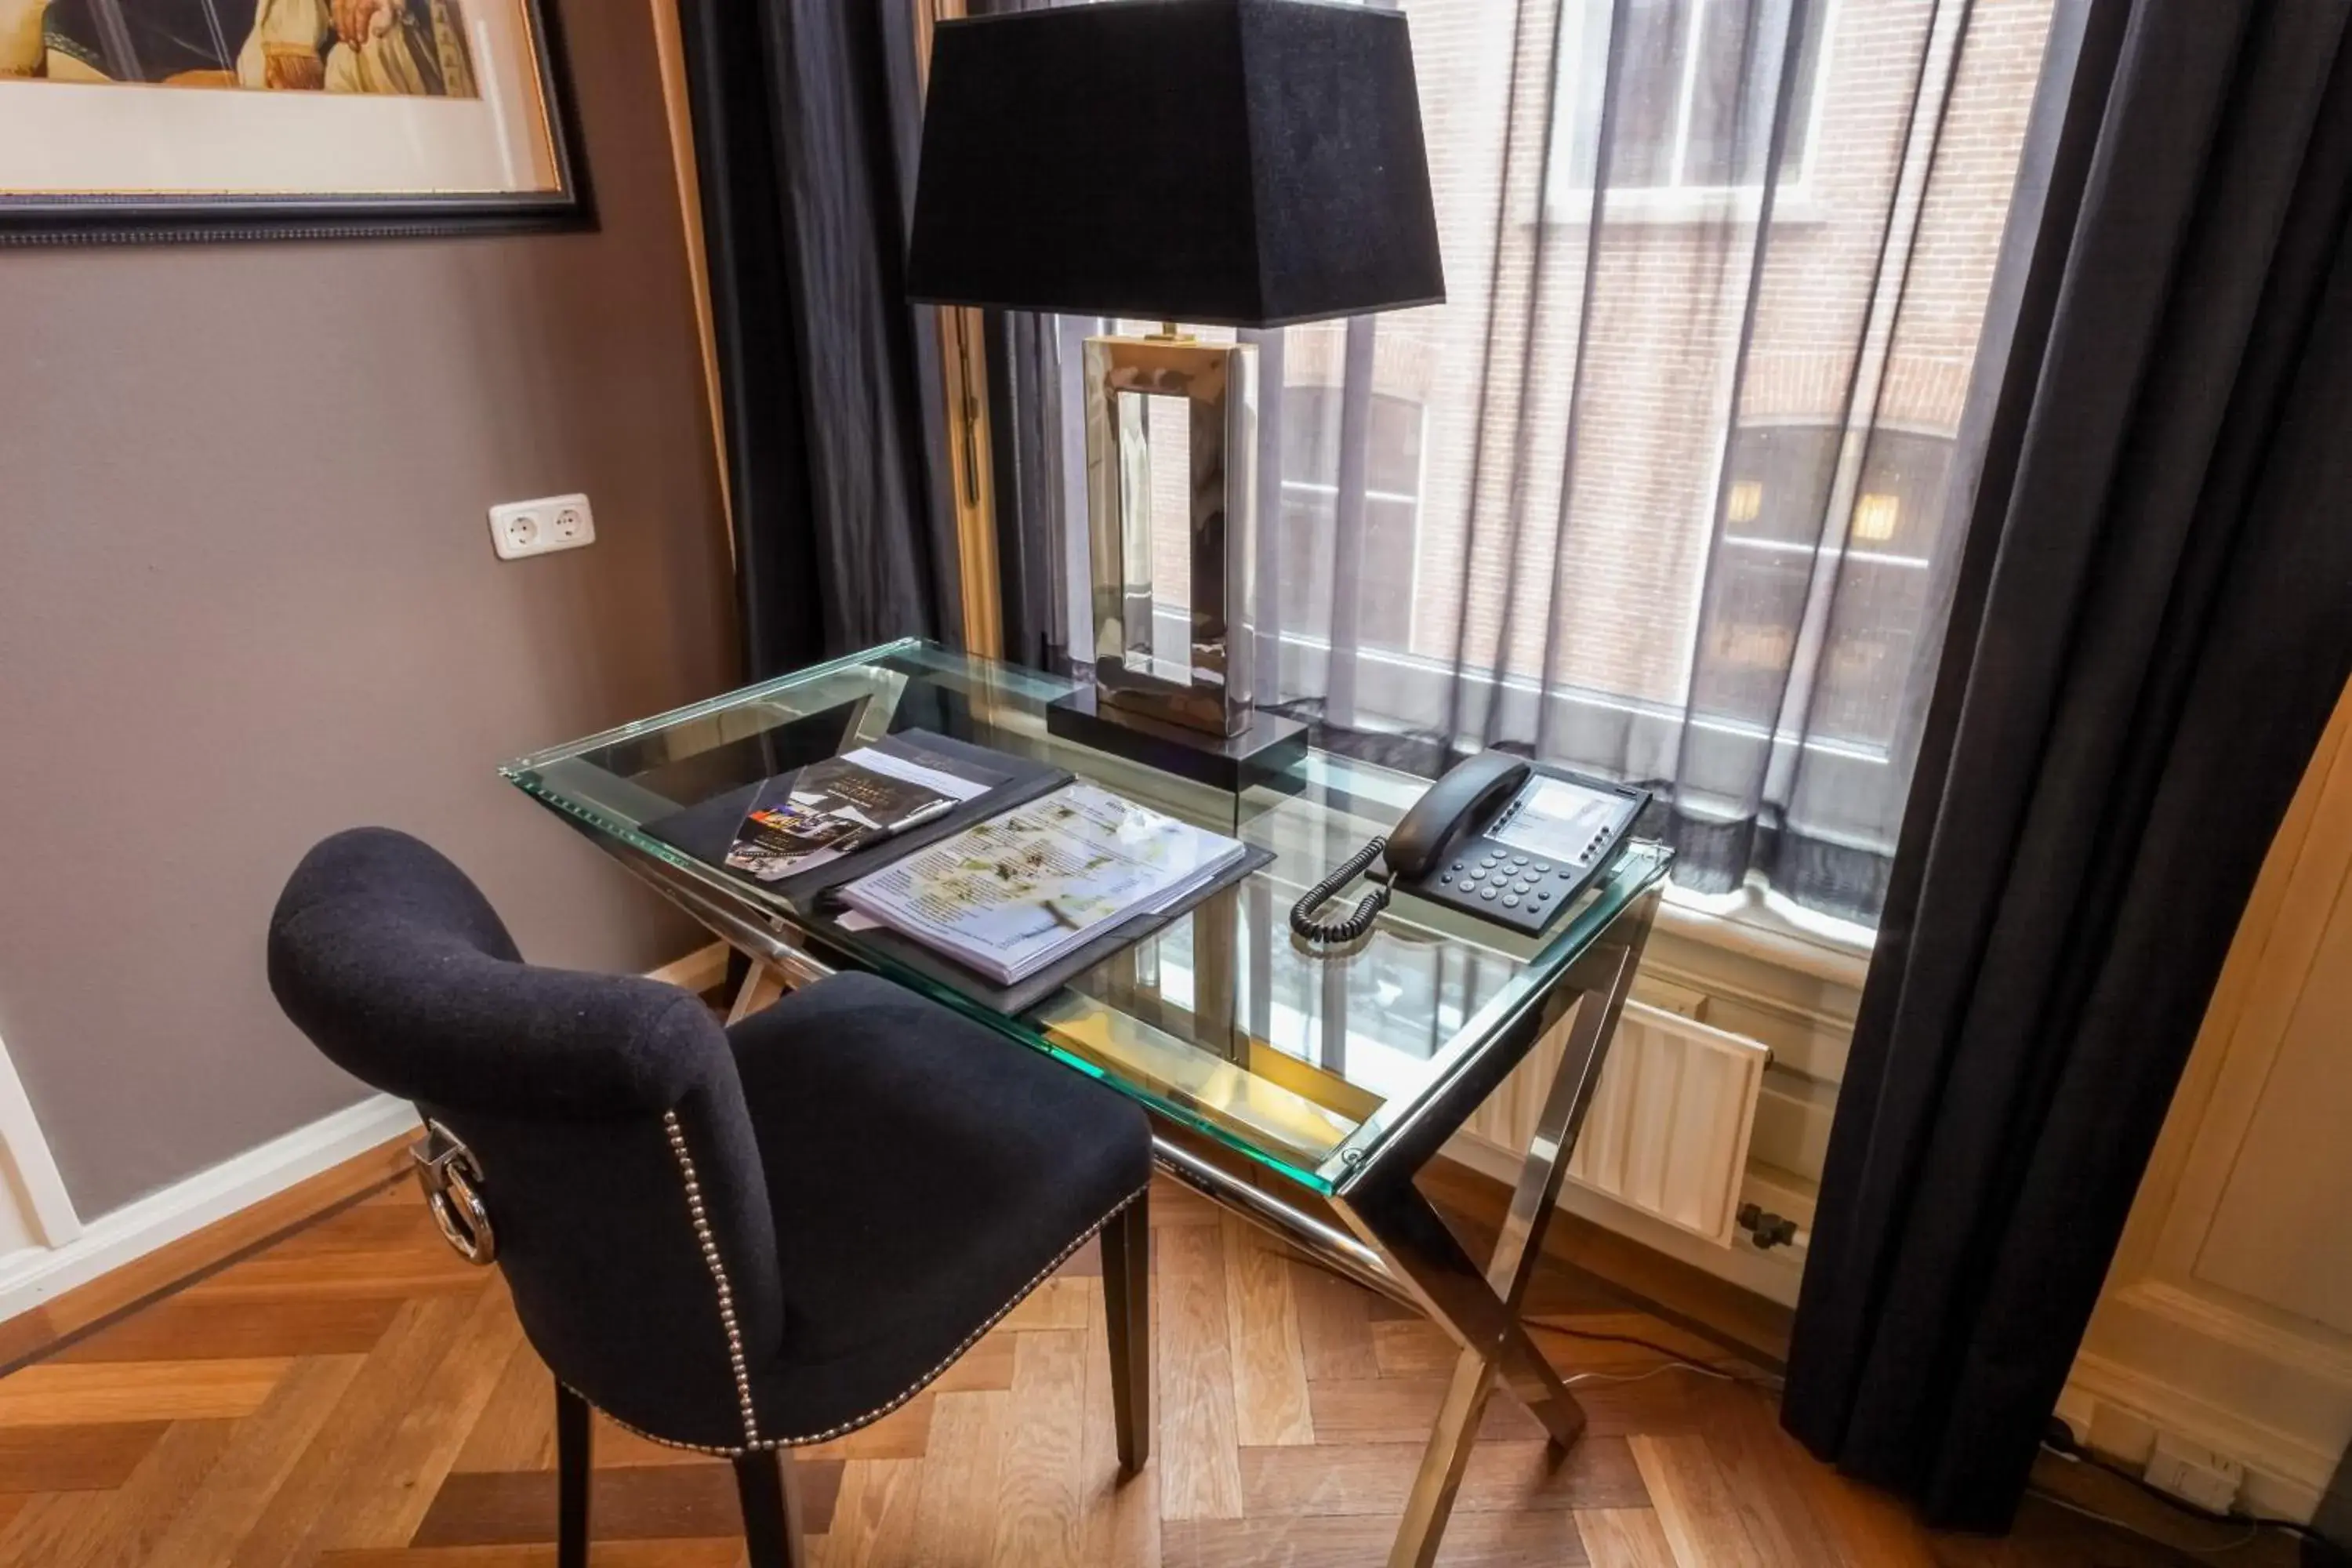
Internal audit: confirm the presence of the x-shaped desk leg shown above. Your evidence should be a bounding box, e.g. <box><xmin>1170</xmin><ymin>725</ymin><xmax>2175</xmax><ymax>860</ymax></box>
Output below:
<box><xmin>1331</xmin><ymin>938</ymin><xmax>1641</xmax><ymax>1568</ymax></box>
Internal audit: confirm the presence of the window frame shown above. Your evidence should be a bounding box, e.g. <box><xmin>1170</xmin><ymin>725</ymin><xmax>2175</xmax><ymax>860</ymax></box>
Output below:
<box><xmin>1541</xmin><ymin>0</ymin><xmax>1842</xmax><ymax>226</ymax></box>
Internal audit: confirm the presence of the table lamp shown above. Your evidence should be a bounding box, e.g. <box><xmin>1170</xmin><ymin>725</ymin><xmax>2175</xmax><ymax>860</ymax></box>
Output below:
<box><xmin>906</xmin><ymin>0</ymin><xmax>1443</xmax><ymax>790</ymax></box>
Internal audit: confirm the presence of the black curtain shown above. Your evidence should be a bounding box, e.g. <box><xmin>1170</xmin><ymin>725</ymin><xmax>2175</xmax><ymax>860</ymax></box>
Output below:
<box><xmin>1784</xmin><ymin>0</ymin><xmax>2352</xmax><ymax>1531</ymax></box>
<box><xmin>678</xmin><ymin>0</ymin><xmax>960</xmax><ymax>678</ymax></box>
<box><xmin>2317</xmin><ymin>1449</ymin><xmax>2352</xmax><ymax>1563</ymax></box>
<box><xmin>986</xmin><ymin>308</ymin><xmax>1064</xmax><ymax>673</ymax></box>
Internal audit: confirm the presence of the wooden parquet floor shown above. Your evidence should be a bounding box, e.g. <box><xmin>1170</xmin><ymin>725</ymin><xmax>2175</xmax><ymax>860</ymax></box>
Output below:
<box><xmin>0</xmin><ymin>1172</ymin><xmax>2214</xmax><ymax>1567</ymax></box>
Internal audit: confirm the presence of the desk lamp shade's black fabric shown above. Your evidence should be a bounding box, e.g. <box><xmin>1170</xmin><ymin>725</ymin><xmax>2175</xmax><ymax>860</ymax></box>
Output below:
<box><xmin>906</xmin><ymin>0</ymin><xmax>1443</xmax><ymax>327</ymax></box>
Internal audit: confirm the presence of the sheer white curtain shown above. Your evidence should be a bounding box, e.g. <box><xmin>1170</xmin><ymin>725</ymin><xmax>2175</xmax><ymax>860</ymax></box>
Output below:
<box><xmin>993</xmin><ymin>0</ymin><xmax>2058</xmax><ymax>927</ymax></box>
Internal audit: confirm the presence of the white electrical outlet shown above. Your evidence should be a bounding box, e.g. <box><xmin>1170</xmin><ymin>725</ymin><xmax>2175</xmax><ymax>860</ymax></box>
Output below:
<box><xmin>2143</xmin><ymin>1434</ymin><xmax>2242</xmax><ymax>1514</ymax></box>
<box><xmin>488</xmin><ymin>493</ymin><xmax>595</xmax><ymax>561</ymax></box>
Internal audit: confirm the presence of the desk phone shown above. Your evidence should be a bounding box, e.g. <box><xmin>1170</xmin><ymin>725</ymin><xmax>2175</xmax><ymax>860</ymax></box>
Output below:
<box><xmin>1290</xmin><ymin>752</ymin><xmax>1650</xmax><ymax>944</ymax></box>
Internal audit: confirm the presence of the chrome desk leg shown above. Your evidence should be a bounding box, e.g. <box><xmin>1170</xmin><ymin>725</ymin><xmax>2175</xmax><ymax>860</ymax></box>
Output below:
<box><xmin>1331</xmin><ymin>936</ymin><xmax>1642</xmax><ymax>1568</ymax></box>
<box><xmin>1338</xmin><ymin>1177</ymin><xmax>1588</xmax><ymax>1443</ymax></box>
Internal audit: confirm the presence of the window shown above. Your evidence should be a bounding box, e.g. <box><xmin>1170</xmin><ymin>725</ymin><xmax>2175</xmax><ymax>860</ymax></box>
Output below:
<box><xmin>1814</xmin><ymin>430</ymin><xmax>1950</xmax><ymax>746</ymax></box>
<box><xmin>1277</xmin><ymin>387</ymin><xmax>1427</xmax><ymax>655</ymax></box>
<box><xmin>1697</xmin><ymin>424</ymin><xmax>1953</xmax><ymax>748</ymax></box>
<box><xmin>1020</xmin><ymin>0</ymin><xmax>2059</xmax><ymax>932</ymax></box>
<box><xmin>1556</xmin><ymin>0</ymin><xmax>1830</xmax><ymax>198</ymax></box>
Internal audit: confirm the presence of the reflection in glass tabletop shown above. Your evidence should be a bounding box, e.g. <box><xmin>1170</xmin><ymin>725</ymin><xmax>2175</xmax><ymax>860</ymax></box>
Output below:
<box><xmin>501</xmin><ymin>640</ymin><xmax>1671</xmax><ymax>1195</ymax></box>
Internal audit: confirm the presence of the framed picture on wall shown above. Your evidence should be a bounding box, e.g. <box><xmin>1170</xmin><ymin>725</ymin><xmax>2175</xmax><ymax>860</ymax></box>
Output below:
<box><xmin>0</xmin><ymin>0</ymin><xmax>586</xmax><ymax>243</ymax></box>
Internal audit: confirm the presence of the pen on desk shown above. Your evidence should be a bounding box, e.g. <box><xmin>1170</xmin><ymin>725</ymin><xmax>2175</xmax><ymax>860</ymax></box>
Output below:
<box><xmin>898</xmin><ymin>798</ymin><xmax>956</xmax><ymax>831</ymax></box>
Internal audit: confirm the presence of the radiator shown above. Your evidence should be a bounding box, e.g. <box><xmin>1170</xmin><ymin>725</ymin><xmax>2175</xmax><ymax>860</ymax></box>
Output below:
<box><xmin>1465</xmin><ymin>999</ymin><xmax>1769</xmax><ymax>1247</ymax></box>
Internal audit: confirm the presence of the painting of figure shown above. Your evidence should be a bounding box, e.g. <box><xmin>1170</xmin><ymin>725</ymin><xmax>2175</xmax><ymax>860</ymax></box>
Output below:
<box><xmin>0</xmin><ymin>0</ymin><xmax>477</xmax><ymax>96</ymax></box>
<box><xmin>0</xmin><ymin>0</ymin><xmax>575</xmax><ymax>241</ymax></box>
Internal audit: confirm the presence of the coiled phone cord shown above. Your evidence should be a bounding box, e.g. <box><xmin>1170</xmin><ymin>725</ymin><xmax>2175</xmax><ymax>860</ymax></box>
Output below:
<box><xmin>1290</xmin><ymin>836</ymin><xmax>1392</xmax><ymax>944</ymax></box>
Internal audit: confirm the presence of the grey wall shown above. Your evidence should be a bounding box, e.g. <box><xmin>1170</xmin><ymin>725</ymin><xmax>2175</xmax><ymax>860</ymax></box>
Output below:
<box><xmin>0</xmin><ymin>2</ymin><xmax>738</xmax><ymax>1218</ymax></box>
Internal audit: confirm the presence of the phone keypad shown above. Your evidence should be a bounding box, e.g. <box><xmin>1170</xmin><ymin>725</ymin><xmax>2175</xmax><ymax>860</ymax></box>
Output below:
<box><xmin>1407</xmin><ymin>842</ymin><xmax>1621</xmax><ymax>931</ymax></box>
<box><xmin>1438</xmin><ymin>850</ymin><xmax>1565</xmax><ymax>921</ymax></box>
<box><xmin>1421</xmin><ymin>846</ymin><xmax>1543</xmax><ymax>927</ymax></box>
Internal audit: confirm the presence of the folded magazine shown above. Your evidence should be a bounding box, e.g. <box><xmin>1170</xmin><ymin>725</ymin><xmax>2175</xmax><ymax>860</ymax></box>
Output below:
<box><xmin>839</xmin><ymin>783</ymin><xmax>1246</xmax><ymax>984</ymax></box>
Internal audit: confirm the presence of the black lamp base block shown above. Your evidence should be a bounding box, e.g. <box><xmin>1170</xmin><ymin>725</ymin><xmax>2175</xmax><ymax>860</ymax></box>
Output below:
<box><xmin>1046</xmin><ymin>686</ymin><xmax>1308</xmax><ymax>793</ymax></box>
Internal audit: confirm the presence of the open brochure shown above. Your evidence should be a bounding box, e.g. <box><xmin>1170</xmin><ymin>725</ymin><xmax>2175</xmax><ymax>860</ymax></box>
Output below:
<box><xmin>723</xmin><ymin>738</ymin><xmax>1005</xmax><ymax>883</ymax></box>
<box><xmin>839</xmin><ymin>783</ymin><xmax>1247</xmax><ymax>984</ymax></box>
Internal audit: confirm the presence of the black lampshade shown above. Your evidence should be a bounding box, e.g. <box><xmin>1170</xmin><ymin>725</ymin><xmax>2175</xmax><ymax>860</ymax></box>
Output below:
<box><xmin>906</xmin><ymin>0</ymin><xmax>1444</xmax><ymax>328</ymax></box>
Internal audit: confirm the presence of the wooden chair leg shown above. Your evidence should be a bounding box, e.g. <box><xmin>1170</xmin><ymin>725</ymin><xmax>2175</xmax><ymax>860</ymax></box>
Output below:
<box><xmin>733</xmin><ymin>1446</ymin><xmax>810</xmax><ymax>1568</ymax></box>
<box><xmin>554</xmin><ymin>1380</ymin><xmax>593</xmax><ymax>1568</ymax></box>
<box><xmin>1099</xmin><ymin>1190</ymin><xmax>1152</xmax><ymax>1475</ymax></box>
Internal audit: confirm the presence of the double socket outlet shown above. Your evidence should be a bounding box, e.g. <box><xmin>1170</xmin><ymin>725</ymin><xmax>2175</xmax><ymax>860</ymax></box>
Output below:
<box><xmin>488</xmin><ymin>493</ymin><xmax>595</xmax><ymax>560</ymax></box>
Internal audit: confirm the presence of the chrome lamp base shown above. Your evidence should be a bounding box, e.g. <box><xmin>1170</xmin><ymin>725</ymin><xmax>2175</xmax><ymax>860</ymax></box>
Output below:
<box><xmin>1082</xmin><ymin>328</ymin><xmax>1262</xmax><ymax>741</ymax></box>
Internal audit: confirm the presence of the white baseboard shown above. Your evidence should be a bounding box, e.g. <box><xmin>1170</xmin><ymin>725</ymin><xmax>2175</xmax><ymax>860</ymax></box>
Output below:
<box><xmin>0</xmin><ymin>942</ymin><xmax>729</xmax><ymax>1328</ymax></box>
<box><xmin>0</xmin><ymin>1093</ymin><xmax>420</xmax><ymax>1325</ymax></box>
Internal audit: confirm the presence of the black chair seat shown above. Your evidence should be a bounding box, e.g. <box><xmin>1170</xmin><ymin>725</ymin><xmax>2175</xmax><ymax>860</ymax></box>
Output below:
<box><xmin>728</xmin><ymin>971</ymin><xmax>1149</xmax><ymax>1440</ymax></box>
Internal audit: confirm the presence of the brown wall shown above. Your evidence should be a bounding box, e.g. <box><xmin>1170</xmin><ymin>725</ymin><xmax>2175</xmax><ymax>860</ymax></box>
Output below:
<box><xmin>0</xmin><ymin>2</ymin><xmax>737</xmax><ymax>1217</ymax></box>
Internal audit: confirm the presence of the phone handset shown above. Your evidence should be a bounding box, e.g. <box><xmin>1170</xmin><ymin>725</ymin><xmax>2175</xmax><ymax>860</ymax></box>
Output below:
<box><xmin>1290</xmin><ymin>752</ymin><xmax>1533</xmax><ymax>945</ymax></box>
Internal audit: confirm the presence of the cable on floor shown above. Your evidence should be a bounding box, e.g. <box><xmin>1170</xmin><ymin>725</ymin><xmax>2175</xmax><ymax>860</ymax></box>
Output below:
<box><xmin>1526</xmin><ymin>1319</ymin><xmax>1785</xmax><ymax>1391</ymax></box>
<box><xmin>2027</xmin><ymin>1487</ymin><xmax>2263</xmax><ymax>1557</ymax></box>
<box><xmin>2036</xmin><ymin>1428</ymin><xmax>2343</xmax><ymax>1561</ymax></box>
<box><xmin>1562</xmin><ymin>1360</ymin><xmax>1733</xmax><ymax>1389</ymax></box>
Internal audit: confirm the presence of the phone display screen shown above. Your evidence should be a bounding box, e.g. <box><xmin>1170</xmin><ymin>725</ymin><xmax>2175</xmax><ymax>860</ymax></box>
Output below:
<box><xmin>1489</xmin><ymin>775</ymin><xmax>1635</xmax><ymax>864</ymax></box>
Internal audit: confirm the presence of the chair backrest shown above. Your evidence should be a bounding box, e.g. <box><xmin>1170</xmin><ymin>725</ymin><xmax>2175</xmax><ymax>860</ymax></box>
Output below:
<box><xmin>267</xmin><ymin>828</ymin><xmax>783</xmax><ymax>1452</ymax></box>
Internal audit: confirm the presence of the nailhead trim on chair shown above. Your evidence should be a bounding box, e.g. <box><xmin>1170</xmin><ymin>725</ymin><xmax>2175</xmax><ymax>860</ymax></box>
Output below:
<box><xmin>662</xmin><ymin>1109</ymin><xmax>763</xmax><ymax>1448</ymax></box>
<box><xmin>572</xmin><ymin>1182</ymin><xmax>1149</xmax><ymax>1457</ymax></box>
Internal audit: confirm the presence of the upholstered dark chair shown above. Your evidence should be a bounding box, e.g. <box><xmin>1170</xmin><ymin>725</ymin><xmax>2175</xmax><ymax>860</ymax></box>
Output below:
<box><xmin>267</xmin><ymin>828</ymin><xmax>1153</xmax><ymax>1568</ymax></box>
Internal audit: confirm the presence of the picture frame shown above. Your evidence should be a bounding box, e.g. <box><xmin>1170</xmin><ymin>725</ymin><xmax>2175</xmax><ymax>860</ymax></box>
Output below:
<box><xmin>0</xmin><ymin>0</ymin><xmax>589</xmax><ymax>245</ymax></box>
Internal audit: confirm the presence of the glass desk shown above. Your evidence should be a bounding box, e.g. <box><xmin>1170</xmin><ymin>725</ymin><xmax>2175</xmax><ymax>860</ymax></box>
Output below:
<box><xmin>503</xmin><ymin>639</ymin><xmax>1670</xmax><ymax>1568</ymax></box>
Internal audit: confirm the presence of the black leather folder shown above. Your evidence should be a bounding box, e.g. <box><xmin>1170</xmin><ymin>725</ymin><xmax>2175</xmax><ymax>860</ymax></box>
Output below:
<box><xmin>641</xmin><ymin>730</ymin><xmax>1070</xmax><ymax>907</ymax></box>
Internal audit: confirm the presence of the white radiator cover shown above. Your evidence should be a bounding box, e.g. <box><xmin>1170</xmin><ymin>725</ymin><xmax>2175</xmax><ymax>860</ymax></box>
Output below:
<box><xmin>1466</xmin><ymin>1000</ymin><xmax>1770</xmax><ymax>1247</ymax></box>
